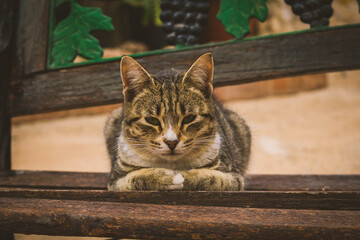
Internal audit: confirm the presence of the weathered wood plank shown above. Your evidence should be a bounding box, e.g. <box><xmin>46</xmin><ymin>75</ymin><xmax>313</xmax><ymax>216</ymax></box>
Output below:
<box><xmin>0</xmin><ymin>197</ymin><xmax>359</xmax><ymax>239</ymax></box>
<box><xmin>0</xmin><ymin>188</ymin><xmax>359</xmax><ymax>211</ymax></box>
<box><xmin>246</xmin><ymin>174</ymin><xmax>360</xmax><ymax>191</ymax></box>
<box><xmin>10</xmin><ymin>24</ymin><xmax>360</xmax><ymax>116</ymax></box>
<box><xmin>15</xmin><ymin>0</ymin><xmax>50</xmax><ymax>75</ymax></box>
<box><xmin>0</xmin><ymin>0</ymin><xmax>14</xmax><ymax>52</ymax></box>
<box><xmin>0</xmin><ymin>171</ymin><xmax>108</xmax><ymax>189</ymax></box>
<box><xmin>1</xmin><ymin>171</ymin><xmax>360</xmax><ymax>191</ymax></box>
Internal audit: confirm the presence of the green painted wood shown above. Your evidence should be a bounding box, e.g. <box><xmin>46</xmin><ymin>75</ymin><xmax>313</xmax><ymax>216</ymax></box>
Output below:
<box><xmin>217</xmin><ymin>0</ymin><xmax>268</xmax><ymax>38</ymax></box>
<box><xmin>49</xmin><ymin>0</ymin><xmax>115</xmax><ymax>67</ymax></box>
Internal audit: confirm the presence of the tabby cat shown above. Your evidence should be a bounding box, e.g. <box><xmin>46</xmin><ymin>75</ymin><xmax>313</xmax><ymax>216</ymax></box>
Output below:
<box><xmin>104</xmin><ymin>53</ymin><xmax>251</xmax><ymax>191</ymax></box>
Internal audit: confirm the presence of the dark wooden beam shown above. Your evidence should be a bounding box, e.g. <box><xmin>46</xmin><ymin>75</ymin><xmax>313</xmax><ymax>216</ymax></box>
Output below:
<box><xmin>0</xmin><ymin>188</ymin><xmax>359</xmax><ymax>211</ymax></box>
<box><xmin>0</xmin><ymin>2</ymin><xmax>16</xmax><ymax>239</ymax></box>
<box><xmin>1</xmin><ymin>171</ymin><xmax>360</xmax><ymax>191</ymax></box>
<box><xmin>14</xmin><ymin>0</ymin><xmax>50</xmax><ymax>75</ymax></box>
<box><xmin>9</xmin><ymin>24</ymin><xmax>360</xmax><ymax>116</ymax></box>
<box><xmin>0</xmin><ymin>171</ymin><xmax>108</xmax><ymax>189</ymax></box>
<box><xmin>0</xmin><ymin>197</ymin><xmax>359</xmax><ymax>239</ymax></box>
<box><xmin>0</xmin><ymin>0</ymin><xmax>15</xmax><ymax>171</ymax></box>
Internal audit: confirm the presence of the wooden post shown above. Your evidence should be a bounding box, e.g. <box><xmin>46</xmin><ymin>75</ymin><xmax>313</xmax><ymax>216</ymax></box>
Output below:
<box><xmin>0</xmin><ymin>0</ymin><xmax>15</xmax><ymax>173</ymax></box>
<box><xmin>0</xmin><ymin>3</ymin><xmax>15</xmax><ymax>240</ymax></box>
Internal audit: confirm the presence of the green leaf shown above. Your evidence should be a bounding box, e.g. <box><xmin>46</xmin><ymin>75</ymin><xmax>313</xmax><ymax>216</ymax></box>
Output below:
<box><xmin>217</xmin><ymin>0</ymin><xmax>268</xmax><ymax>39</ymax></box>
<box><xmin>51</xmin><ymin>0</ymin><xmax>115</xmax><ymax>66</ymax></box>
<box><xmin>78</xmin><ymin>35</ymin><xmax>103</xmax><ymax>59</ymax></box>
<box><xmin>358</xmin><ymin>0</ymin><xmax>360</xmax><ymax>13</ymax></box>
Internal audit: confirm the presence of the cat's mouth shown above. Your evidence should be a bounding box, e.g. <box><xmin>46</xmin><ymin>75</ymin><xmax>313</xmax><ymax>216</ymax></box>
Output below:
<box><xmin>161</xmin><ymin>151</ymin><xmax>181</xmax><ymax>156</ymax></box>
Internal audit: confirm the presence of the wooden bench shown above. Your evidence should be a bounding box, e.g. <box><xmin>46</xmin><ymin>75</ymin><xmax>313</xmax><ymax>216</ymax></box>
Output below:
<box><xmin>1</xmin><ymin>0</ymin><xmax>360</xmax><ymax>239</ymax></box>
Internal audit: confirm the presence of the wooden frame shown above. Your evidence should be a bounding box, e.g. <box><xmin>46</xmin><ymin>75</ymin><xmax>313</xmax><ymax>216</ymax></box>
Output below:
<box><xmin>1</xmin><ymin>0</ymin><xmax>360</xmax><ymax>239</ymax></box>
<box><xmin>10</xmin><ymin>24</ymin><xmax>360</xmax><ymax>116</ymax></box>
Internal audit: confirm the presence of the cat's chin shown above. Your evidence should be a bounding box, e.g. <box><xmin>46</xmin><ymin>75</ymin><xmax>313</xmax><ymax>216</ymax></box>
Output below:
<box><xmin>159</xmin><ymin>152</ymin><xmax>185</xmax><ymax>162</ymax></box>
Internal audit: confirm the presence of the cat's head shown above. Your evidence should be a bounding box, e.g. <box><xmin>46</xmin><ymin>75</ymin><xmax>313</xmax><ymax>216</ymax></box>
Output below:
<box><xmin>120</xmin><ymin>53</ymin><xmax>219</xmax><ymax>166</ymax></box>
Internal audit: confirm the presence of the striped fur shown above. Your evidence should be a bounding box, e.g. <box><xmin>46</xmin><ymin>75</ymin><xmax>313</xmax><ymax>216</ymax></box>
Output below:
<box><xmin>105</xmin><ymin>53</ymin><xmax>251</xmax><ymax>191</ymax></box>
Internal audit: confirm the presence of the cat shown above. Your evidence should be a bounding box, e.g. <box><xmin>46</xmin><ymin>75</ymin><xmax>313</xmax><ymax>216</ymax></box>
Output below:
<box><xmin>104</xmin><ymin>53</ymin><xmax>251</xmax><ymax>191</ymax></box>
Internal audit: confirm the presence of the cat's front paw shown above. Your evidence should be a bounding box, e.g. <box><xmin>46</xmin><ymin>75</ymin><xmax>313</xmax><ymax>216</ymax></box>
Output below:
<box><xmin>136</xmin><ymin>168</ymin><xmax>184</xmax><ymax>190</ymax></box>
<box><xmin>155</xmin><ymin>169</ymin><xmax>184</xmax><ymax>190</ymax></box>
<box><xmin>168</xmin><ymin>173</ymin><xmax>184</xmax><ymax>190</ymax></box>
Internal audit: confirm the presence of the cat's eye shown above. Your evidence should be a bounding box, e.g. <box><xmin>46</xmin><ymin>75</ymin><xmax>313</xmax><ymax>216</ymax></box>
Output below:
<box><xmin>182</xmin><ymin>114</ymin><xmax>196</xmax><ymax>125</ymax></box>
<box><xmin>145</xmin><ymin>117</ymin><xmax>161</xmax><ymax>126</ymax></box>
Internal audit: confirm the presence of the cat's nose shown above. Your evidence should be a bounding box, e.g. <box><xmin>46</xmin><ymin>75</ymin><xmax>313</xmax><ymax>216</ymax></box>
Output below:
<box><xmin>165</xmin><ymin>140</ymin><xmax>179</xmax><ymax>151</ymax></box>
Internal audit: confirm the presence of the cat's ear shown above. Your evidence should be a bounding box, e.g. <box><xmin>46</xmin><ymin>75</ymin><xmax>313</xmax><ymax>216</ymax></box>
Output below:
<box><xmin>120</xmin><ymin>56</ymin><xmax>154</xmax><ymax>101</ymax></box>
<box><xmin>182</xmin><ymin>53</ymin><xmax>214</xmax><ymax>97</ymax></box>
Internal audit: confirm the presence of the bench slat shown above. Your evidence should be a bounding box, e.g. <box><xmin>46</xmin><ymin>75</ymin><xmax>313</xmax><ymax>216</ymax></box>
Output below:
<box><xmin>0</xmin><ymin>188</ymin><xmax>359</xmax><ymax>211</ymax></box>
<box><xmin>1</xmin><ymin>171</ymin><xmax>360</xmax><ymax>191</ymax></box>
<box><xmin>10</xmin><ymin>24</ymin><xmax>360</xmax><ymax>116</ymax></box>
<box><xmin>0</xmin><ymin>197</ymin><xmax>359</xmax><ymax>239</ymax></box>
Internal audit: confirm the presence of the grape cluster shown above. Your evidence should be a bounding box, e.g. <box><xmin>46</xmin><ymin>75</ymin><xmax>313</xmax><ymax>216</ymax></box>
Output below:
<box><xmin>284</xmin><ymin>0</ymin><xmax>333</xmax><ymax>28</ymax></box>
<box><xmin>160</xmin><ymin>0</ymin><xmax>209</xmax><ymax>46</ymax></box>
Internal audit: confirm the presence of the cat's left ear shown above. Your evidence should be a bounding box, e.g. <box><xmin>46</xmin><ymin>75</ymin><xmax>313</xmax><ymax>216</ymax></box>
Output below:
<box><xmin>182</xmin><ymin>53</ymin><xmax>214</xmax><ymax>97</ymax></box>
<box><xmin>120</xmin><ymin>56</ymin><xmax>154</xmax><ymax>101</ymax></box>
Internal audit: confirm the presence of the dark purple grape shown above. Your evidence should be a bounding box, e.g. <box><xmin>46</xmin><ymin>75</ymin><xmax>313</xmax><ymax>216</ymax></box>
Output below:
<box><xmin>321</xmin><ymin>0</ymin><xmax>333</xmax><ymax>4</ymax></box>
<box><xmin>174</xmin><ymin>23</ymin><xmax>189</xmax><ymax>34</ymax></box>
<box><xmin>162</xmin><ymin>22</ymin><xmax>172</xmax><ymax>32</ymax></box>
<box><xmin>176</xmin><ymin>34</ymin><xmax>187</xmax><ymax>45</ymax></box>
<box><xmin>166</xmin><ymin>32</ymin><xmax>176</xmax><ymax>45</ymax></box>
<box><xmin>310</xmin><ymin>20</ymin><xmax>321</xmax><ymax>27</ymax></box>
<box><xmin>186</xmin><ymin>35</ymin><xmax>198</xmax><ymax>45</ymax></box>
<box><xmin>311</xmin><ymin>8</ymin><xmax>321</xmax><ymax>19</ymax></box>
<box><xmin>320</xmin><ymin>17</ymin><xmax>329</xmax><ymax>26</ymax></box>
<box><xmin>292</xmin><ymin>3</ymin><xmax>306</xmax><ymax>15</ymax></box>
<box><xmin>196</xmin><ymin>13</ymin><xmax>208</xmax><ymax>25</ymax></box>
<box><xmin>305</xmin><ymin>0</ymin><xmax>321</xmax><ymax>10</ymax></box>
<box><xmin>171</xmin><ymin>1</ymin><xmax>184</xmax><ymax>11</ymax></box>
<box><xmin>185</xmin><ymin>2</ymin><xmax>196</xmax><ymax>11</ymax></box>
<box><xmin>160</xmin><ymin>10</ymin><xmax>173</xmax><ymax>22</ymax></box>
<box><xmin>319</xmin><ymin>4</ymin><xmax>333</xmax><ymax>18</ymax></box>
<box><xmin>189</xmin><ymin>23</ymin><xmax>202</xmax><ymax>35</ymax></box>
<box><xmin>160</xmin><ymin>0</ymin><xmax>209</xmax><ymax>45</ymax></box>
<box><xmin>300</xmin><ymin>11</ymin><xmax>313</xmax><ymax>23</ymax></box>
<box><xmin>285</xmin><ymin>0</ymin><xmax>333</xmax><ymax>28</ymax></box>
<box><xmin>196</xmin><ymin>2</ymin><xmax>210</xmax><ymax>13</ymax></box>
<box><xmin>185</xmin><ymin>12</ymin><xmax>196</xmax><ymax>23</ymax></box>
<box><xmin>173</xmin><ymin>11</ymin><xmax>185</xmax><ymax>22</ymax></box>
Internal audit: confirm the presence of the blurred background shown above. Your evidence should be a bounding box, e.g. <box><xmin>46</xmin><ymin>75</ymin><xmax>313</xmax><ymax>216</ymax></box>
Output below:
<box><xmin>11</xmin><ymin>0</ymin><xmax>360</xmax><ymax>175</ymax></box>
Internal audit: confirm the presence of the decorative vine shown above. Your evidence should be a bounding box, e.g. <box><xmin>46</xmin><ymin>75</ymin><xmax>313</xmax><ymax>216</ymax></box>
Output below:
<box><xmin>217</xmin><ymin>0</ymin><xmax>268</xmax><ymax>39</ymax></box>
<box><xmin>50</xmin><ymin>0</ymin><xmax>115</xmax><ymax>67</ymax></box>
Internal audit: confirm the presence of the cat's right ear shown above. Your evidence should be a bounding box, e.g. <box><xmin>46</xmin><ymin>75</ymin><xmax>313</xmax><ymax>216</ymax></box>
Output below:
<box><xmin>120</xmin><ymin>56</ymin><xmax>154</xmax><ymax>101</ymax></box>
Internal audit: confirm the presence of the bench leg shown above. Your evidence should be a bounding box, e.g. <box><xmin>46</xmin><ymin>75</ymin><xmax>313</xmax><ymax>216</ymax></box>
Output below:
<box><xmin>0</xmin><ymin>232</ymin><xmax>14</xmax><ymax>240</ymax></box>
<box><xmin>0</xmin><ymin>0</ymin><xmax>14</xmax><ymax>172</ymax></box>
